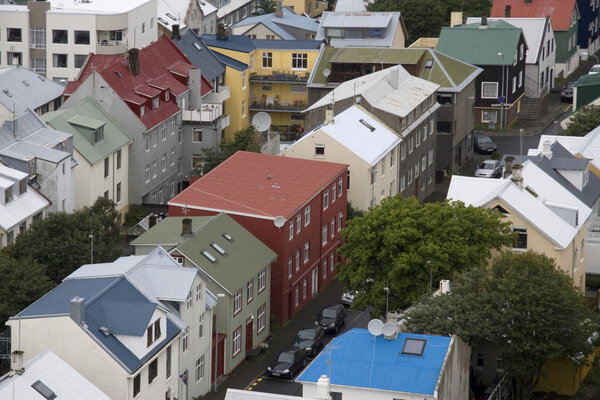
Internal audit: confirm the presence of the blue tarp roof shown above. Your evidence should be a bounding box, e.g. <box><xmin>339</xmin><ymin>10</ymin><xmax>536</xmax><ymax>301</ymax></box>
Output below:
<box><xmin>297</xmin><ymin>329</ymin><xmax>451</xmax><ymax>396</ymax></box>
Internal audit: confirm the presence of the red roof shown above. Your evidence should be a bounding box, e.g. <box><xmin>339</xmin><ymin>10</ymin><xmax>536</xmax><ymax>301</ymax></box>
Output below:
<box><xmin>168</xmin><ymin>151</ymin><xmax>348</xmax><ymax>219</ymax></box>
<box><xmin>490</xmin><ymin>0</ymin><xmax>577</xmax><ymax>31</ymax></box>
<box><xmin>65</xmin><ymin>35</ymin><xmax>213</xmax><ymax>130</ymax></box>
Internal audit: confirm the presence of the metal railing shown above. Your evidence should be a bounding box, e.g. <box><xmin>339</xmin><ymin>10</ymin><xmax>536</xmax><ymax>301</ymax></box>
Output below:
<box><xmin>0</xmin><ymin>328</ymin><xmax>10</xmax><ymax>360</ymax></box>
<box><xmin>486</xmin><ymin>374</ymin><xmax>512</xmax><ymax>400</ymax></box>
<box><xmin>250</xmin><ymin>71</ymin><xmax>309</xmax><ymax>83</ymax></box>
<box><xmin>249</xmin><ymin>99</ymin><xmax>306</xmax><ymax>112</ymax></box>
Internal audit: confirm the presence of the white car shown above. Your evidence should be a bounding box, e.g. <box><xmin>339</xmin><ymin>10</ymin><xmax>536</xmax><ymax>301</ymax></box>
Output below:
<box><xmin>589</xmin><ymin>64</ymin><xmax>600</xmax><ymax>75</ymax></box>
<box><xmin>475</xmin><ymin>159</ymin><xmax>502</xmax><ymax>178</ymax></box>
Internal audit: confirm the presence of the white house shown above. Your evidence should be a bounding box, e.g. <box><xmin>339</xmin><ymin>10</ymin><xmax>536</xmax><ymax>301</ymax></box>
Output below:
<box><xmin>7</xmin><ymin>247</ymin><xmax>216</xmax><ymax>400</ymax></box>
<box><xmin>0</xmin><ymin>350</ymin><xmax>112</xmax><ymax>400</ymax></box>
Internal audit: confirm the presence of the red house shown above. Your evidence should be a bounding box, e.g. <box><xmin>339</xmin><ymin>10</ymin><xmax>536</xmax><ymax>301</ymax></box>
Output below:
<box><xmin>168</xmin><ymin>151</ymin><xmax>348</xmax><ymax>323</ymax></box>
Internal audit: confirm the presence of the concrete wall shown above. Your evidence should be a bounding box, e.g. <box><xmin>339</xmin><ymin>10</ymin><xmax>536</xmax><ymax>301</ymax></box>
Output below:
<box><xmin>0</xmin><ymin>8</ymin><xmax>30</xmax><ymax>69</ymax></box>
<box><xmin>435</xmin><ymin>336</ymin><xmax>471</xmax><ymax>400</ymax></box>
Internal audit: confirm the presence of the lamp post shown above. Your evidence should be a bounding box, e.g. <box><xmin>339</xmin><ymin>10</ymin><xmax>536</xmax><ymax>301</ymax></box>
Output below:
<box><xmin>213</xmin><ymin>293</ymin><xmax>226</xmax><ymax>392</ymax></box>
<box><xmin>383</xmin><ymin>286</ymin><xmax>390</xmax><ymax>316</ymax></box>
<box><xmin>89</xmin><ymin>231</ymin><xmax>94</xmax><ymax>264</ymax></box>
<box><xmin>498</xmin><ymin>53</ymin><xmax>505</xmax><ymax>129</ymax></box>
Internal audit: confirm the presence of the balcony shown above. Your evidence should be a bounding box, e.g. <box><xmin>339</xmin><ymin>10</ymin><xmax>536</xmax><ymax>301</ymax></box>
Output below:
<box><xmin>219</xmin><ymin>114</ymin><xmax>230</xmax><ymax>130</ymax></box>
<box><xmin>250</xmin><ymin>70</ymin><xmax>309</xmax><ymax>83</ymax></box>
<box><xmin>182</xmin><ymin>103</ymin><xmax>223</xmax><ymax>123</ymax></box>
<box><xmin>203</xmin><ymin>86</ymin><xmax>230</xmax><ymax>104</ymax></box>
<box><xmin>249</xmin><ymin>98</ymin><xmax>306</xmax><ymax>112</ymax></box>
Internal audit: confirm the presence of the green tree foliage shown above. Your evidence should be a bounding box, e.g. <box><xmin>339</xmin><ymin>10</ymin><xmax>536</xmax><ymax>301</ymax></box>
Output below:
<box><xmin>367</xmin><ymin>0</ymin><xmax>492</xmax><ymax>42</ymax></box>
<box><xmin>7</xmin><ymin>197</ymin><xmax>122</xmax><ymax>283</ymax></box>
<box><xmin>564</xmin><ymin>105</ymin><xmax>600</xmax><ymax>137</ymax></box>
<box><xmin>253</xmin><ymin>0</ymin><xmax>276</xmax><ymax>15</ymax></box>
<box><xmin>0</xmin><ymin>254</ymin><xmax>54</xmax><ymax>326</ymax></box>
<box><xmin>197</xmin><ymin>126</ymin><xmax>263</xmax><ymax>175</ymax></box>
<box><xmin>404</xmin><ymin>251</ymin><xmax>597</xmax><ymax>398</ymax></box>
<box><xmin>336</xmin><ymin>196</ymin><xmax>514</xmax><ymax>313</ymax></box>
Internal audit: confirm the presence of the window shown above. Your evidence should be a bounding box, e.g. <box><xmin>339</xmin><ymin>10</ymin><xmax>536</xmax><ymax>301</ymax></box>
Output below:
<box><xmin>247</xmin><ymin>279</ymin><xmax>254</xmax><ymax>303</ymax></box>
<box><xmin>429</xmin><ymin>149</ymin><xmax>434</xmax><ymax>165</ymax></box>
<box><xmin>304</xmin><ymin>205</ymin><xmax>311</xmax><ymax>226</ymax></box>
<box><xmin>295</xmin><ymin>285</ymin><xmax>299</xmax><ymax>305</ymax></box>
<box><xmin>262</xmin><ymin>83</ymin><xmax>272</xmax><ymax>91</ymax></box>
<box><xmin>338</xmin><ymin>178</ymin><xmax>343</xmax><ymax>197</ymax></box>
<box><xmin>183</xmin><ymin>327</ymin><xmax>189</xmax><ymax>351</ymax></box>
<box><xmin>233</xmin><ymin>288</ymin><xmax>242</xmax><ymax>314</ymax></box>
<box><xmin>481</xmin><ymin>110</ymin><xmax>498</xmax><ymax>123</ymax></box>
<box><xmin>400</xmin><ymin>175</ymin><xmax>406</xmax><ymax>191</ymax></box>
<box><xmin>241</xmin><ymin>99</ymin><xmax>247</xmax><ymax>118</ymax></box>
<box><xmin>258</xmin><ymin>267</ymin><xmax>267</xmax><ymax>292</ymax></box>
<box><xmin>257</xmin><ymin>303</ymin><xmax>266</xmax><ymax>333</ymax></box>
<box><xmin>422</xmin><ymin>155</ymin><xmax>427</xmax><ymax>172</ymax></box>
<box><xmin>303</xmin><ymin>241</ymin><xmax>310</xmax><ymax>262</ymax></box>
<box><xmin>322</xmin><ymin>225</ymin><xmax>328</xmax><ymax>245</ymax></box>
<box><xmin>518</xmin><ymin>71</ymin><xmax>523</xmax><ymax>87</ymax></box>
<box><xmin>330</xmin><ymin>253</ymin><xmax>335</xmax><ymax>271</ymax></box>
<box><xmin>513</xmin><ymin>227</ymin><xmax>527</xmax><ymax>249</ymax></box>
<box><xmin>152</xmin><ymin>160</ymin><xmax>158</xmax><ymax>178</ymax></box>
<box><xmin>401</xmin><ymin>144</ymin><xmax>406</xmax><ymax>160</ymax></box>
<box><xmin>116</xmin><ymin>182</ymin><xmax>122</xmax><ymax>203</ymax></box>
<box><xmin>7</xmin><ymin>28</ymin><xmax>22</xmax><ymax>42</ymax></box>
<box><xmin>153</xmin><ymin>97</ymin><xmax>160</xmax><ymax>109</ymax></box>
<box><xmin>52</xmin><ymin>29</ymin><xmax>68</xmax><ymax>44</ymax></box>
<box><xmin>302</xmin><ymin>277</ymin><xmax>307</xmax><ymax>298</ymax></box>
<box><xmin>133</xmin><ymin>374</ymin><xmax>141</xmax><ymax>397</ymax></box>
<box><xmin>232</xmin><ymin>327</ymin><xmax>242</xmax><ymax>356</ymax></box>
<box><xmin>104</xmin><ymin>157</ymin><xmax>109</xmax><ymax>178</ymax></box>
<box><xmin>195</xmin><ymin>355</ymin><xmax>205</xmax><ymax>382</ymax></box>
<box><xmin>142</xmin><ymin>22</ymin><xmax>146</xmax><ymax>34</ymax></box>
<box><xmin>408</xmin><ymin>137</ymin><xmax>414</xmax><ymax>154</ymax></box>
<box><xmin>262</xmin><ymin>52</ymin><xmax>272</xmax><ymax>68</ymax></box>
<box><xmin>199</xmin><ymin>314</ymin><xmax>205</xmax><ymax>338</ymax></box>
<box><xmin>140</xmin><ymin>105</ymin><xmax>145</xmax><ymax>117</ymax></box>
<box><xmin>415</xmin><ymin>164</ymin><xmax>419</xmax><ymax>178</ymax></box>
<box><xmin>52</xmin><ymin>53</ymin><xmax>67</xmax><ymax>68</ymax></box>
<box><xmin>166</xmin><ymin>345</ymin><xmax>172</xmax><ymax>378</ymax></box>
<box><xmin>512</xmin><ymin>76</ymin><xmax>516</xmax><ymax>93</ymax></box>
<box><xmin>74</xmin><ymin>30</ymin><xmax>90</xmax><ymax>44</ymax></box>
<box><xmin>148</xmin><ymin>358</ymin><xmax>158</xmax><ymax>383</ymax></box>
<box><xmin>315</xmin><ymin>144</ymin><xmax>325</xmax><ymax>156</ymax></box>
<box><xmin>481</xmin><ymin>82</ymin><xmax>498</xmax><ymax>98</ymax></box>
<box><xmin>292</xmin><ymin>53</ymin><xmax>308</xmax><ymax>69</ymax></box>
<box><xmin>323</xmin><ymin>190</ymin><xmax>329</xmax><ymax>209</ymax></box>
<box><xmin>408</xmin><ymin>169</ymin><xmax>413</xmax><ymax>184</ymax></box>
<box><xmin>520</xmin><ymin>43</ymin><xmax>524</xmax><ymax>60</ymax></box>
<box><xmin>162</xmin><ymin>153</ymin><xmax>167</xmax><ymax>171</ymax></box>
<box><xmin>170</xmin><ymin>148</ymin><xmax>175</xmax><ymax>166</ymax></box>
<box><xmin>289</xmin><ymin>220</ymin><xmax>294</xmax><ymax>240</ymax></box>
<box><xmin>145</xmin><ymin>164</ymin><xmax>150</xmax><ymax>182</ymax></box>
<box><xmin>288</xmin><ymin>256</ymin><xmax>293</xmax><ymax>277</ymax></box>
<box><xmin>296</xmin><ymin>214</ymin><xmax>301</xmax><ymax>233</ymax></box>
<box><xmin>241</xmin><ymin>71</ymin><xmax>247</xmax><ymax>90</ymax></box>
<box><xmin>295</xmin><ymin>250</ymin><xmax>300</xmax><ymax>271</ymax></box>
<box><xmin>7</xmin><ymin>52</ymin><xmax>23</xmax><ymax>66</ymax></box>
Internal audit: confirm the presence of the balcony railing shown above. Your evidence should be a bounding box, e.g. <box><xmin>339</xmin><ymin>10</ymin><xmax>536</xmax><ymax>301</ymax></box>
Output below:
<box><xmin>250</xmin><ymin>70</ymin><xmax>309</xmax><ymax>83</ymax></box>
<box><xmin>203</xmin><ymin>86</ymin><xmax>230</xmax><ymax>104</ymax></box>
<box><xmin>249</xmin><ymin>98</ymin><xmax>306</xmax><ymax>112</ymax></box>
<box><xmin>182</xmin><ymin>103</ymin><xmax>223</xmax><ymax>122</ymax></box>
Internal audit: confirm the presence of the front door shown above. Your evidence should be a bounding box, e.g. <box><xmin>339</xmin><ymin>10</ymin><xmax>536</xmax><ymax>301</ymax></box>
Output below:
<box><xmin>245</xmin><ymin>318</ymin><xmax>253</xmax><ymax>354</ymax></box>
<box><xmin>311</xmin><ymin>267</ymin><xmax>318</xmax><ymax>296</ymax></box>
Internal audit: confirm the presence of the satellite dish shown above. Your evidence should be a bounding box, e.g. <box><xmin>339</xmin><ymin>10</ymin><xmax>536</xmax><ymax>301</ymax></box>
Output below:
<box><xmin>382</xmin><ymin>322</ymin><xmax>397</xmax><ymax>337</ymax></box>
<box><xmin>252</xmin><ymin>112</ymin><xmax>272</xmax><ymax>132</ymax></box>
<box><xmin>273</xmin><ymin>216</ymin><xmax>285</xmax><ymax>228</ymax></box>
<box><xmin>367</xmin><ymin>319</ymin><xmax>384</xmax><ymax>336</ymax></box>
<box><xmin>323</xmin><ymin>68</ymin><xmax>331</xmax><ymax>78</ymax></box>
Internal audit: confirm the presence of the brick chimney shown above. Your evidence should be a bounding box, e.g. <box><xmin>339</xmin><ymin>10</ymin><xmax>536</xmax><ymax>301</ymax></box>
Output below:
<box><xmin>511</xmin><ymin>164</ymin><xmax>524</xmax><ymax>188</ymax></box>
<box><xmin>275</xmin><ymin>0</ymin><xmax>283</xmax><ymax>17</ymax></box>
<box><xmin>182</xmin><ymin>218</ymin><xmax>193</xmax><ymax>237</ymax></box>
<box><xmin>128</xmin><ymin>48</ymin><xmax>140</xmax><ymax>75</ymax></box>
<box><xmin>10</xmin><ymin>351</ymin><xmax>24</xmax><ymax>376</ymax></box>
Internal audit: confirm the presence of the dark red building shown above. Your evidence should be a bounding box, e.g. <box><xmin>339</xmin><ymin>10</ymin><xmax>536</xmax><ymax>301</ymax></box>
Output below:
<box><xmin>168</xmin><ymin>151</ymin><xmax>348</xmax><ymax>322</ymax></box>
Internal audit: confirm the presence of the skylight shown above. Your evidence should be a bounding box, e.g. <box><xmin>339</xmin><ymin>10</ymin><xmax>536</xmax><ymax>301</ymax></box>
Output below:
<box><xmin>359</xmin><ymin>119</ymin><xmax>375</xmax><ymax>132</ymax></box>
<box><xmin>211</xmin><ymin>242</ymin><xmax>226</xmax><ymax>255</ymax></box>
<box><xmin>166</xmin><ymin>12</ymin><xmax>177</xmax><ymax>21</ymax></box>
<box><xmin>425</xmin><ymin>59</ymin><xmax>434</xmax><ymax>69</ymax></box>
<box><xmin>402</xmin><ymin>338</ymin><xmax>426</xmax><ymax>355</ymax></box>
<box><xmin>202</xmin><ymin>250</ymin><xmax>217</xmax><ymax>263</ymax></box>
<box><xmin>193</xmin><ymin>42</ymin><xmax>202</xmax><ymax>51</ymax></box>
<box><xmin>31</xmin><ymin>380</ymin><xmax>57</xmax><ymax>400</ymax></box>
<box><xmin>222</xmin><ymin>233</ymin><xmax>233</xmax><ymax>241</ymax></box>
<box><xmin>158</xmin><ymin>17</ymin><xmax>169</xmax><ymax>25</ymax></box>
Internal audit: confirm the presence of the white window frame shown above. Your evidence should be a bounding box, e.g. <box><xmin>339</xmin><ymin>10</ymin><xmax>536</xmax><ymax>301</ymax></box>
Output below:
<box><xmin>304</xmin><ymin>205</ymin><xmax>311</xmax><ymax>226</ymax></box>
<box><xmin>303</xmin><ymin>241</ymin><xmax>310</xmax><ymax>263</ymax></box>
<box><xmin>481</xmin><ymin>82</ymin><xmax>499</xmax><ymax>99</ymax></box>
<box><xmin>322</xmin><ymin>225</ymin><xmax>328</xmax><ymax>246</ymax></box>
<box><xmin>233</xmin><ymin>288</ymin><xmax>242</xmax><ymax>315</ymax></box>
<box><xmin>198</xmin><ymin>314</ymin><xmax>205</xmax><ymax>338</ymax></box>
<box><xmin>481</xmin><ymin>110</ymin><xmax>498</xmax><ymax>123</ymax></box>
<box><xmin>258</xmin><ymin>267</ymin><xmax>267</xmax><ymax>292</ymax></box>
<box><xmin>257</xmin><ymin>303</ymin><xmax>266</xmax><ymax>333</ymax></box>
<box><xmin>246</xmin><ymin>278</ymin><xmax>254</xmax><ymax>303</ymax></box>
<box><xmin>232</xmin><ymin>327</ymin><xmax>242</xmax><ymax>356</ymax></box>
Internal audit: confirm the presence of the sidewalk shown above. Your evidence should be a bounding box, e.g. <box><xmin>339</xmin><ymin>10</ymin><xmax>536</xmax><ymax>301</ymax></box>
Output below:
<box><xmin>203</xmin><ymin>280</ymin><xmax>345</xmax><ymax>400</ymax></box>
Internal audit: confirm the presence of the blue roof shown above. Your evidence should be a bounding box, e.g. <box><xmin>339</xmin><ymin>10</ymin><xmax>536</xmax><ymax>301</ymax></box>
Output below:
<box><xmin>213</xmin><ymin>52</ymin><xmax>249</xmax><ymax>71</ymax></box>
<box><xmin>232</xmin><ymin>7</ymin><xmax>319</xmax><ymax>40</ymax></box>
<box><xmin>174</xmin><ymin>31</ymin><xmax>225</xmax><ymax>81</ymax></box>
<box><xmin>297</xmin><ymin>329</ymin><xmax>451</xmax><ymax>396</ymax></box>
<box><xmin>201</xmin><ymin>34</ymin><xmax>321</xmax><ymax>53</ymax></box>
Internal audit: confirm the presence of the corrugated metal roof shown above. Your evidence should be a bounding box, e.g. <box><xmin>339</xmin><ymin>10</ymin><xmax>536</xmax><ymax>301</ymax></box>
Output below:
<box><xmin>321</xmin><ymin>13</ymin><xmax>391</xmax><ymax>28</ymax></box>
<box><xmin>0</xmin><ymin>66</ymin><xmax>64</xmax><ymax>116</ymax></box>
<box><xmin>490</xmin><ymin>0</ymin><xmax>577</xmax><ymax>31</ymax></box>
<box><xmin>174</xmin><ymin>31</ymin><xmax>226</xmax><ymax>82</ymax></box>
<box><xmin>315</xmin><ymin>11</ymin><xmax>402</xmax><ymax>48</ymax></box>
<box><xmin>297</xmin><ymin>329</ymin><xmax>451</xmax><ymax>395</ymax></box>
<box><xmin>232</xmin><ymin>7</ymin><xmax>319</xmax><ymax>40</ymax></box>
<box><xmin>225</xmin><ymin>388</ymin><xmax>319</xmax><ymax>400</ymax></box>
<box><xmin>0</xmin><ymin>165</ymin><xmax>48</xmax><ymax>231</ymax></box>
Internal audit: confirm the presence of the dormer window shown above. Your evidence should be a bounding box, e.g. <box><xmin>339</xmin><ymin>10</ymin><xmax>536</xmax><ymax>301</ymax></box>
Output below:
<box><xmin>140</xmin><ymin>105</ymin><xmax>145</xmax><ymax>116</ymax></box>
<box><xmin>584</xmin><ymin>166</ymin><xmax>589</xmax><ymax>186</ymax></box>
<box><xmin>4</xmin><ymin>186</ymin><xmax>13</xmax><ymax>204</ymax></box>
<box><xmin>19</xmin><ymin>179</ymin><xmax>27</xmax><ymax>195</ymax></box>
<box><xmin>152</xmin><ymin>97</ymin><xmax>159</xmax><ymax>109</ymax></box>
<box><xmin>146</xmin><ymin>318</ymin><xmax>161</xmax><ymax>347</ymax></box>
<box><xmin>94</xmin><ymin>125</ymin><xmax>104</xmax><ymax>143</ymax></box>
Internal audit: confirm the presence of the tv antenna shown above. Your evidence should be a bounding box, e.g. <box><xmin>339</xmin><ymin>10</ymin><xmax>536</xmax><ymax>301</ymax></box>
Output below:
<box><xmin>367</xmin><ymin>319</ymin><xmax>383</xmax><ymax>336</ymax></box>
<box><xmin>273</xmin><ymin>216</ymin><xmax>285</xmax><ymax>228</ymax></box>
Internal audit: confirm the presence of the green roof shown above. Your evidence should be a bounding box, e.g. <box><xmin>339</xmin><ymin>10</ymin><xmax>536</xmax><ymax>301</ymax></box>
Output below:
<box><xmin>574</xmin><ymin>73</ymin><xmax>600</xmax><ymax>88</ymax></box>
<box><xmin>436</xmin><ymin>21</ymin><xmax>523</xmax><ymax>66</ymax></box>
<box><xmin>310</xmin><ymin>47</ymin><xmax>480</xmax><ymax>89</ymax></box>
<box><xmin>131</xmin><ymin>214</ymin><xmax>276</xmax><ymax>293</ymax></box>
<box><xmin>42</xmin><ymin>97</ymin><xmax>131</xmax><ymax>165</ymax></box>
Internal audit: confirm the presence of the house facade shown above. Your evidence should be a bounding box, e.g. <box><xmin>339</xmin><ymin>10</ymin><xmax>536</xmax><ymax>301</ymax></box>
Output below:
<box><xmin>0</xmin><ymin>0</ymin><xmax>158</xmax><ymax>81</ymax></box>
<box><xmin>168</xmin><ymin>151</ymin><xmax>348</xmax><ymax>323</ymax></box>
<box><xmin>131</xmin><ymin>214</ymin><xmax>277</xmax><ymax>377</ymax></box>
<box><xmin>575</xmin><ymin>0</ymin><xmax>600</xmax><ymax>55</ymax></box>
<box><xmin>437</xmin><ymin>19</ymin><xmax>527</xmax><ymax>129</ymax></box>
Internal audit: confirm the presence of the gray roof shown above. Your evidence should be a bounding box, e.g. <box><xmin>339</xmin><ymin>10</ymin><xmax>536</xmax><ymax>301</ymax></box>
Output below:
<box><xmin>174</xmin><ymin>31</ymin><xmax>226</xmax><ymax>82</ymax></box>
<box><xmin>232</xmin><ymin>7</ymin><xmax>319</xmax><ymax>40</ymax></box>
<box><xmin>0</xmin><ymin>66</ymin><xmax>64</xmax><ymax>116</ymax></box>
<box><xmin>315</xmin><ymin>11</ymin><xmax>404</xmax><ymax>48</ymax></box>
<box><xmin>42</xmin><ymin>97</ymin><xmax>131</xmax><ymax>165</ymax></box>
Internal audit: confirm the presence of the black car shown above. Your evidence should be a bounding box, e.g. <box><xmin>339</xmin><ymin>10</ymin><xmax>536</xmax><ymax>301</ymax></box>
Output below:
<box><xmin>267</xmin><ymin>347</ymin><xmax>306</xmax><ymax>379</ymax></box>
<box><xmin>561</xmin><ymin>80</ymin><xmax>577</xmax><ymax>103</ymax></box>
<box><xmin>293</xmin><ymin>326</ymin><xmax>325</xmax><ymax>357</ymax></box>
<box><xmin>316</xmin><ymin>304</ymin><xmax>346</xmax><ymax>333</ymax></box>
<box><xmin>474</xmin><ymin>132</ymin><xmax>497</xmax><ymax>154</ymax></box>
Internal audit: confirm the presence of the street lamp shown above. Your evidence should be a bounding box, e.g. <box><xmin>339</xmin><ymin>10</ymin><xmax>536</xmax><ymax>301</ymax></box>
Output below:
<box><xmin>582</xmin><ymin>52</ymin><xmax>600</xmax><ymax>64</ymax></box>
<box><xmin>89</xmin><ymin>231</ymin><xmax>94</xmax><ymax>264</ymax></box>
<box><xmin>383</xmin><ymin>286</ymin><xmax>390</xmax><ymax>316</ymax></box>
<box><xmin>498</xmin><ymin>53</ymin><xmax>505</xmax><ymax>129</ymax></box>
<box><xmin>213</xmin><ymin>293</ymin><xmax>226</xmax><ymax>392</ymax></box>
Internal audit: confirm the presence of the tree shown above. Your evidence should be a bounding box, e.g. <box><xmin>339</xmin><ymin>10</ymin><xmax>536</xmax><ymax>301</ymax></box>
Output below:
<box><xmin>336</xmin><ymin>196</ymin><xmax>514</xmax><ymax>314</ymax></box>
<box><xmin>196</xmin><ymin>126</ymin><xmax>263</xmax><ymax>175</ymax></box>
<box><xmin>564</xmin><ymin>105</ymin><xmax>600</xmax><ymax>136</ymax></box>
<box><xmin>253</xmin><ymin>0</ymin><xmax>275</xmax><ymax>15</ymax></box>
<box><xmin>6</xmin><ymin>197</ymin><xmax>122</xmax><ymax>283</ymax></box>
<box><xmin>0</xmin><ymin>254</ymin><xmax>54</xmax><ymax>326</ymax></box>
<box><xmin>404</xmin><ymin>251</ymin><xmax>598</xmax><ymax>399</ymax></box>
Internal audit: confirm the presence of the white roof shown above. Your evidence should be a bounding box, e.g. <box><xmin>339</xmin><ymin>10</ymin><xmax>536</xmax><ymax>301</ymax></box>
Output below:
<box><xmin>466</xmin><ymin>17</ymin><xmax>549</xmax><ymax>64</ymax></box>
<box><xmin>305</xmin><ymin>65</ymin><xmax>440</xmax><ymax>118</ymax></box>
<box><xmin>47</xmin><ymin>0</ymin><xmax>152</xmax><ymax>14</ymax></box>
<box><xmin>158</xmin><ymin>0</ymin><xmax>189</xmax><ymax>30</ymax></box>
<box><xmin>0</xmin><ymin>350</ymin><xmax>111</xmax><ymax>400</ymax></box>
<box><xmin>225</xmin><ymin>388</ymin><xmax>320</xmax><ymax>400</ymax></box>
<box><xmin>217</xmin><ymin>0</ymin><xmax>253</xmax><ymax>19</ymax></box>
<box><xmin>0</xmin><ymin>166</ymin><xmax>48</xmax><ymax>231</ymax></box>
<box><xmin>447</xmin><ymin>161</ymin><xmax>592</xmax><ymax>249</ymax></box>
<box><xmin>530</xmin><ymin>130</ymin><xmax>600</xmax><ymax>172</ymax></box>
<box><xmin>334</xmin><ymin>0</ymin><xmax>368</xmax><ymax>12</ymax></box>
<box><xmin>297</xmin><ymin>105</ymin><xmax>400</xmax><ymax>166</ymax></box>
<box><xmin>321</xmin><ymin>13</ymin><xmax>391</xmax><ymax>28</ymax></box>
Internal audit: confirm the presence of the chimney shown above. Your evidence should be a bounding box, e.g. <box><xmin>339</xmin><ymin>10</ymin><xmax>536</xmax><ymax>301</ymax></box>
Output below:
<box><xmin>479</xmin><ymin>16</ymin><xmax>488</xmax><ymax>29</ymax></box>
<box><xmin>388</xmin><ymin>67</ymin><xmax>400</xmax><ymax>89</ymax></box>
<box><xmin>181</xmin><ymin>218</ymin><xmax>193</xmax><ymax>237</ymax></box>
<box><xmin>316</xmin><ymin>375</ymin><xmax>332</xmax><ymax>400</ymax></box>
<box><xmin>324</xmin><ymin>106</ymin><xmax>334</xmax><ymax>125</ymax></box>
<box><xmin>384</xmin><ymin>312</ymin><xmax>399</xmax><ymax>340</ymax></box>
<box><xmin>511</xmin><ymin>164</ymin><xmax>524</xmax><ymax>188</ymax></box>
<box><xmin>149</xmin><ymin>213</ymin><xmax>157</xmax><ymax>228</ymax></box>
<box><xmin>275</xmin><ymin>0</ymin><xmax>283</xmax><ymax>17</ymax></box>
<box><xmin>541</xmin><ymin>140</ymin><xmax>553</xmax><ymax>159</ymax></box>
<box><xmin>171</xmin><ymin>24</ymin><xmax>181</xmax><ymax>40</ymax></box>
<box><xmin>216</xmin><ymin>23</ymin><xmax>228</xmax><ymax>40</ymax></box>
<box><xmin>504</xmin><ymin>156</ymin><xmax>514</xmax><ymax>178</ymax></box>
<box><xmin>128</xmin><ymin>48</ymin><xmax>140</xmax><ymax>75</ymax></box>
<box><xmin>188</xmin><ymin>67</ymin><xmax>202</xmax><ymax>110</ymax></box>
<box><xmin>70</xmin><ymin>296</ymin><xmax>85</xmax><ymax>325</ymax></box>
<box><xmin>450</xmin><ymin>11</ymin><xmax>463</xmax><ymax>27</ymax></box>
<box><xmin>505</xmin><ymin>5</ymin><xmax>512</xmax><ymax>17</ymax></box>
<box><xmin>10</xmin><ymin>351</ymin><xmax>24</xmax><ymax>375</ymax></box>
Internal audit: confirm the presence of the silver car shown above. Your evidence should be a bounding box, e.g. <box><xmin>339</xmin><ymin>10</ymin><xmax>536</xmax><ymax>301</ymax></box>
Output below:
<box><xmin>475</xmin><ymin>159</ymin><xmax>502</xmax><ymax>178</ymax></box>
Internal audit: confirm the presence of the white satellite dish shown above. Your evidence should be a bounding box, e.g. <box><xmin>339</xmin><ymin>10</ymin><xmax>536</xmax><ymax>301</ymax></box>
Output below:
<box><xmin>323</xmin><ymin>68</ymin><xmax>331</xmax><ymax>78</ymax></box>
<box><xmin>382</xmin><ymin>322</ymin><xmax>397</xmax><ymax>337</ymax></box>
<box><xmin>252</xmin><ymin>112</ymin><xmax>272</xmax><ymax>132</ymax></box>
<box><xmin>367</xmin><ymin>319</ymin><xmax>384</xmax><ymax>336</ymax></box>
<box><xmin>273</xmin><ymin>216</ymin><xmax>285</xmax><ymax>228</ymax></box>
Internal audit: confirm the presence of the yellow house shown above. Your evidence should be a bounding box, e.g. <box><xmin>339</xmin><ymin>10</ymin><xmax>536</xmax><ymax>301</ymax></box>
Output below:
<box><xmin>282</xmin><ymin>0</ymin><xmax>327</xmax><ymax>17</ymax></box>
<box><xmin>447</xmin><ymin>159</ymin><xmax>592</xmax><ymax>292</ymax></box>
<box><xmin>202</xmin><ymin>32</ymin><xmax>321</xmax><ymax>138</ymax></box>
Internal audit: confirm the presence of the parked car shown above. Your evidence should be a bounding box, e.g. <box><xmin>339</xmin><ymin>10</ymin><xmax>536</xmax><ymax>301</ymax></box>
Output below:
<box><xmin>316</xmin><ymin>304</ymin><xmax>346</xmax><ymax>333</ymax></box>
<box><xmin>293</xmin><ymin>326</ymin><xmax>325</xmax><ymax>357</ymax></box>
<box><xmin>475</xmin><ymin>159</ymin><xmax>502</xmax><ymax>178</ymax></box>
<box><xmin>266</xmin><ymin>347</ymin><xmax>306</xmax><ymax>379</ymax></box>
<box><xmin>474</xmin><ymin>132</ymin><xmax>497</xmax><ymax>154</ymax></box>
<box><xmin>561</xmin><ymin>80</ymin><xmax>577</xmax><ymax>102</ymax></box>
<box><xmin>341</xmin><ymin>278</ymin><xmax>374</xmax><ymax>306</ymax></box>
<box><xmin>589</xmin><ymin>64</ymin><xmax>600</xmax><ymax>75</ymax></box>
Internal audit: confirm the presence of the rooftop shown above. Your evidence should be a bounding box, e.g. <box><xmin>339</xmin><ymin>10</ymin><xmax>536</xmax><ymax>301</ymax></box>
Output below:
<box><xmin>47</xmin><ymin>0</ymin><xmax>153</xmax><ymax>14</ymax></box>
<box><xmin>0</xmin><ymin>66</ymin><xmax>64</xmax><ymax>117</ymax></box>
<box><xmin>173</xmin><ymin>30</ymin><xmax>226</xmax><ymax>81</ymax></box>
<box><xmin>232</xmin><ymin>7</ymin><xmax>319</xmax><ymax>40</ymax></box>
<box><xmin>0</xmin><ymin>164</ymin><xmax>49</xmax><ymax>231</ymax></box>
<box><xmin>168</xmin><ymin>151</ymin><xmax>347</xmax><ymax>220</ymax></box>
<box><xmin>490</xmin><ymin>0</ymin><xmax>577</xmax><ymax>31</ymax></box>
<box><xmin>201</xmin><ymin>34</ymin><xmax>321</xmax><ymax>53</ymax></box>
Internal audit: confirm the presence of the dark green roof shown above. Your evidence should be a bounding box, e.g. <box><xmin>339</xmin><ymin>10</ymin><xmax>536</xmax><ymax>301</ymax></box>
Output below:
<box><xmin>436</xmin><ymin>21</ymin><xmax>523</xmax><ymax>66</ymax></box>
<box><xmin>574</xmin><ymin>73</ymin><xmax>600</xmax><ymax>88</ymax></box>
<box><xmin>131</xmin><ymin>214</ymin><xmax>276</xmax><ymax>293</ymax></box>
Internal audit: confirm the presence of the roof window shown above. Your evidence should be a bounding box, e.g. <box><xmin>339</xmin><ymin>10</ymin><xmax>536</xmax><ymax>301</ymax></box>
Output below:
<box><xmin>222</xmin><ymin>233</ymin><xmax>233</xmax><ymax>241</ymax></box>
<box><xmin>425</xmin><ymin>59</ymin><xmax>434</xmax><ymax>69</ymax></box>
<box><xmin>210</xmin><ymin>242</ymin><xmax>226</xmax><ymax>255</ymax></box>
<box><xmin>31</xmin><ymin>380</ymin><xmax>57</xmax><ymax>400</ymax></box>
<box><xmin>202</xmin><ymin>250</ymin><xmax>217</xmax><ymax>263</ymax></box>
<box><xmin>401</xmin><ymin>338</ymin><xmax>426</xmax><ymax>355</ymax></box>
